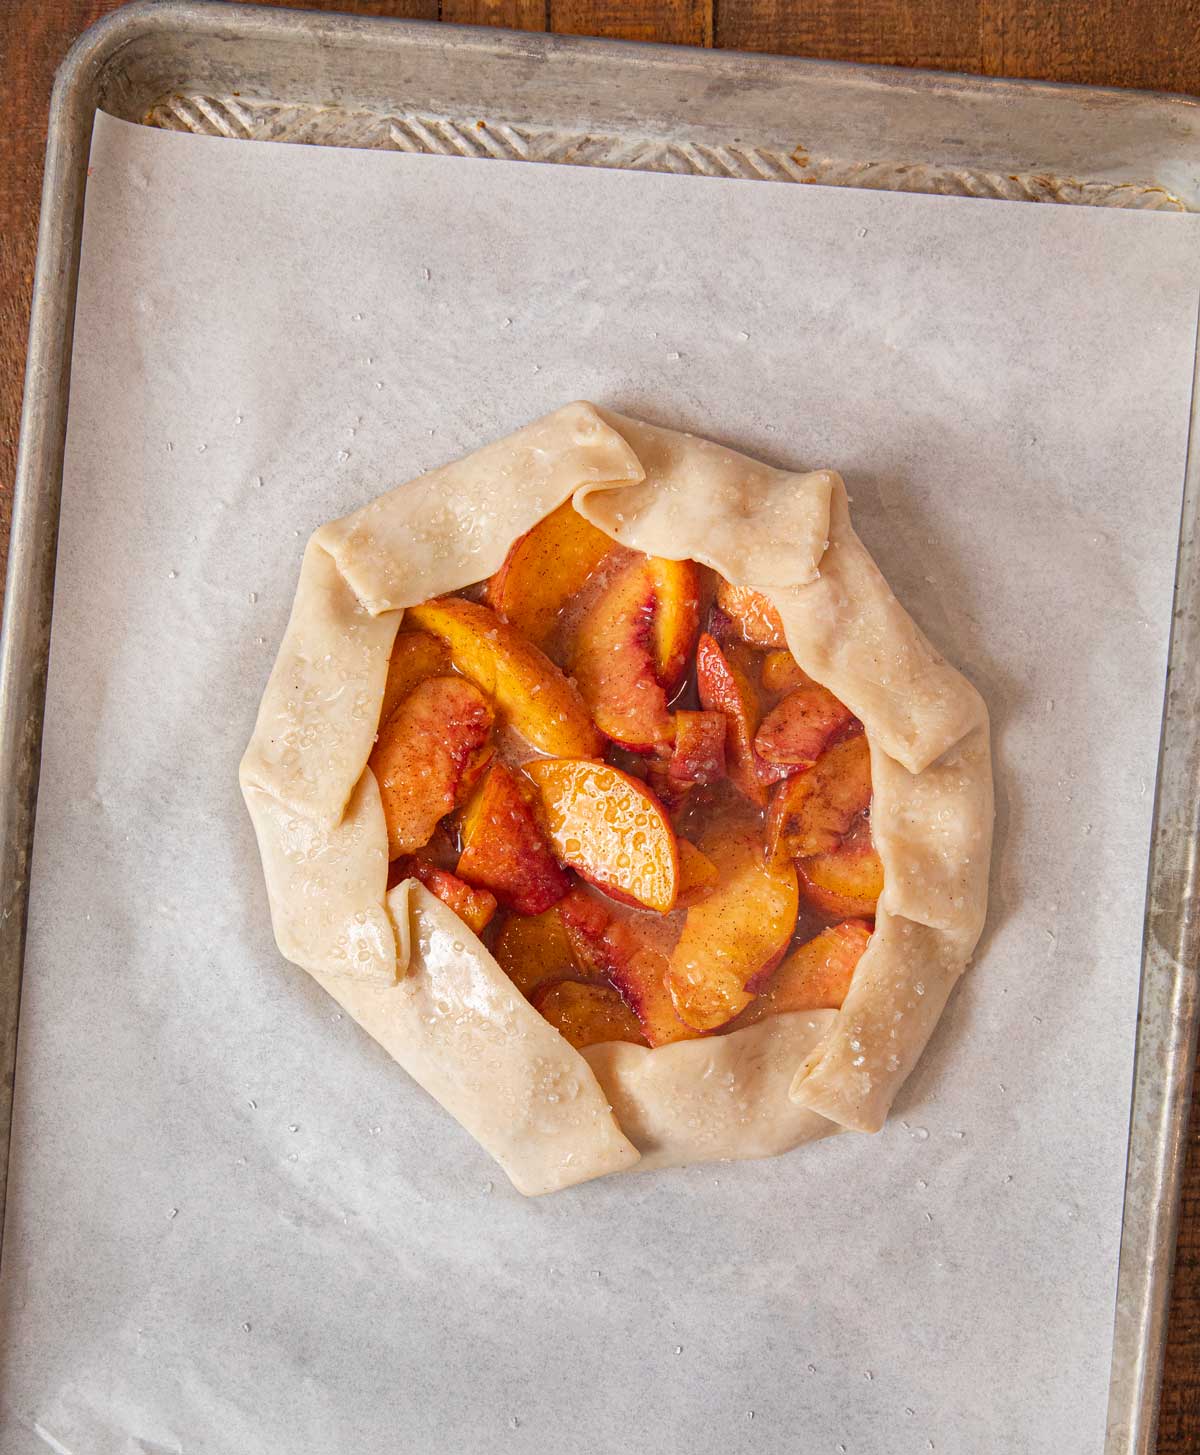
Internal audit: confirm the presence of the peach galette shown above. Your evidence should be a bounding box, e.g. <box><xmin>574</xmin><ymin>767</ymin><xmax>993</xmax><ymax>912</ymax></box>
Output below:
<box><xmin>242</xmin><ymin>404</ymin><xmax>992</xmax><ymax>1196</ymax></box>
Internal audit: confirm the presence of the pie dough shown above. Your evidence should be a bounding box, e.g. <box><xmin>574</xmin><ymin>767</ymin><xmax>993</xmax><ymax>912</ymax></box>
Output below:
<box><xmin>241</xmin><ymin>402</ymin><xmax>993</xmax><ymax>1193</ymax></box>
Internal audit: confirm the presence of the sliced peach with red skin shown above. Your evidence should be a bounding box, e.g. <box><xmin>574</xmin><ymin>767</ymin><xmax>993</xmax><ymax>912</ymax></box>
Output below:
<box><xmin>570</xmin><ymin>555</ymin><xmax>700</xmax><ymax>753</ymax></box>
<box><xmin>406</xmin><ymin>597</ymin><xmax>603</xmax><ymax>759</ymax></box>
<box><xmin>668</xmin><ymin>709</ymin><xmax>726</xmax><ymax>787</ymax></box>
<box><xmin>665</xmin><ymin>818</ymin><xmax>799</xmax><ymax>1031</ymax></box>
<box><xmin>716</xmin><ymin>580</ymin><xmax>788</xmax><ymax>649</ymax></box>
<box><xmin>755</xmin><ymin>682</ymin><xmax>856</xmax><ymax>770</ymax></box>
<box><xmin>393</xmin><ymin>858</ymin><xmax>497</xmax><ymax>936</ymax></box>
<box><xmin>532</xmin><ymin>979</ymin><xmax>648</xmax><ymax>1049</ymax></box>
<box><xmin>456</xmin><ymin>762</ymin><xmax>571</xmax><ymax>915</ymax></box>
<box><xmin>486</xmin><ymin>499</ymin><xmax>617</xmax><ymax>652</ymax></box>
<box><xmin>695</xmin><ymin>633</ymin><xmax>760</xmax><ymax>803</ymax></box>
<box><xmin>676</xmin><ymin>839</ymin><xmax>719</xmax><ymax>907</ymax></box>
<box><xmin>705</xmin><ymin>602</ymin><xmax>737</xmax><ymax>644</ymax></box>
<box><xmin>695</xmin><ymin>633</ymin><xmax>786</xmax><ymax>807</ymax></box>
<box><xmin>553</xmin><ymin>884</ymin><xmax>613</xmax><ymax>966</ymax></box>
<box><xmin>798</xmin><ymin>816</ymin><xmax>884</xmax><ymax>918</ymax></box>
<box><xmin>650</xmin><ymin>559</ymin><xmax>703</xmax><ymax>694</ymax></box>
<box><xmin>766</xmin><ymin>730</ymin><xmax>873</xmax><ymax>863</ymax></box>
<box><xmin>761</xmin><ymin>650</ymin><xmax>810</xmax><ymax>698</ymax></box>
<box><xmin>611</xmin><ymin>936</ymin><xmax>699</xmax><ymax>1047</ymax></box>
<box><xmin>735</xmin><ymin>920</ymin><xmax>872</xmax><ymax>1026</ymax></box>
<box><xmin>525</xmin><ymin>758</ymin><xmax>679</xmax><ymax>913</ymax></box>
<box><xmin>493</xmin><ymin>906</ymin><xmax>579</xmax><ymax>997</ymax></box>
<box><xmin>369</xmin><ymin>675</ymin><xmax>494</xmax><ymax>859</ymax></box>
<box><xmin>557</xmin><ymin>889</ymin><xmax>697</xmax><ymax>1047</ymax></box>
<box><xmin>646</xmin><ymin>760</ymin><xmax>692</xmax><ymax>812</ymax></box>
<box><xmin>379</xmin><ymin>629</ymin><xmax>451</xmax><ymax>727</ymax></box>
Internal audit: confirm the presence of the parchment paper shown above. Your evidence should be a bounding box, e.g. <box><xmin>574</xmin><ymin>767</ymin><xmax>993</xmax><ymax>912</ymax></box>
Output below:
<box><xmin>2</xmin><ymin>111</ymin><xmax>1198</xmax><ymax>1455</ymax></box>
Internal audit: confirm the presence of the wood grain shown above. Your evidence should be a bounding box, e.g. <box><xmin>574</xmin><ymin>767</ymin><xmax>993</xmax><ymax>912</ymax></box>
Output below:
<box><xmin>551</xmin><ymin>0</ymin><xmax>710</xmax><ymax>44</ymax></box>
<box><xmin>716</xmin><ymin>0</ymin><xmax>983</xmax><ymax>72</ymax></box>
<box><xmin>717</xmin><ymin>0</ymin><xmax>1200</xmax><ymax>91</ymax></box>
<box><xmin>440</xmin><ymin>0</ymin><xmax>545</xmax><ymax>27</ymax></box>
<box><xmin>1</xmin><ymin>3</ymin><xmax>1198</xmax><ymax>1450</ymax></box>
<box><xmin>975</xmin><ymin>0</ymin><xmax>1200</xmax><ymax>93</ymax></box>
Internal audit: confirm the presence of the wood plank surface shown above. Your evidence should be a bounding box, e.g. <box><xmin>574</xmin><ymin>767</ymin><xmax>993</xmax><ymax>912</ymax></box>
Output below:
<box><xmin>440</xmin><ymin>0</ymin><xmax>545</xmax><ymax>28</ymax></box>
<box><xmin>553</xmin><ymin>0</ymin><xmax>710</xmax><ymax>44</ymax></box>
<box><xmin>1</xmin><ymin>2</ymin><xmax>1198</xmax><ymax>1448</ymax></box>
<box><xmin>718</xmin><ymin>0</ymin><xmax>1200</xmax><ymax>92</ymax></box>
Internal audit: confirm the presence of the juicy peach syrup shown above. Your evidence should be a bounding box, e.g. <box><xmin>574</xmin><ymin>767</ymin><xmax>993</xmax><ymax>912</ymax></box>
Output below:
<box><xmin>374</xmin><ymin>502</ymin><xmax>879</xmax><ymax>1050</ymax></box>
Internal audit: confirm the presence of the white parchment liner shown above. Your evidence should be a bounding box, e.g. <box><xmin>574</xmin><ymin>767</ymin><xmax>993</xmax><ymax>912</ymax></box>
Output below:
<box><xmin>10</xmin><ymin>111</ymin><xmax>1196</xmax><ymax>1453</ymax></box>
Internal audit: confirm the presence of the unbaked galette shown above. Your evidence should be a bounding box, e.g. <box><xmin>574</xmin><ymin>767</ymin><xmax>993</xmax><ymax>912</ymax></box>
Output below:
<box><xmin>241</xmin><ymin>404</ymin><xmax>992</xmax><ymax>1195</ymax></box>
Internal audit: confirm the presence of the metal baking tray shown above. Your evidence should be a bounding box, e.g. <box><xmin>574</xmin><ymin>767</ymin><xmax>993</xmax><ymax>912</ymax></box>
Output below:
<box><xmin>2</xmin><ymin>3</ymin><xmax>1197</xmax><ymax>1450</ymax></box>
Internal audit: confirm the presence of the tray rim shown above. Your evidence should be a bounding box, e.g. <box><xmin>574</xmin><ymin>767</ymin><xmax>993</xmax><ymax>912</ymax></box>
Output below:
<box><xmin>62</xmin><ymin>0</ymin><xmax>1200</xmax><ymax>118</ymax></box>
<box><xmin>2</xmin><ymin>6</ymin><xmax>1198</xmax><ymax>1455</ymax></box>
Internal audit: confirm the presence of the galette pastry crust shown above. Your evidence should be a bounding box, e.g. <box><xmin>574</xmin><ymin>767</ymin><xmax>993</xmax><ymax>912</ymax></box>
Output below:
<box><xmin>327</xmin><ymin>882</ymin><xmax>640</xmax><ymax>1195</ymax></box>
<box><xmin>583</xmin><ymin>1012</ymin><xmax>840</xmax><ymax>1172</ymax></box>
<box><xmin>241</xmin><ymin>402</ymin><xmax>993</xmax><ymax>1191</ymax></box>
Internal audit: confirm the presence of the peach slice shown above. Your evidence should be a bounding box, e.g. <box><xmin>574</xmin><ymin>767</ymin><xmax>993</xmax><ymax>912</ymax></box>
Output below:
<box><xmin>369</xmin><ymin>675</ymin><xmax>494</xmax><ymax>859</ymax></box>
<box><xmin>735</xmin><ymin>920</ymin><xmax>872</xmax><ymax>1026</ymax></box>
<box><xmin>766</xmin><ymin>730</ymin><xmax>873</xmax><ymax>863</ymax></box>
<box><xmin>532</xmin><ymin>980</ymin><xmax>648</xmax><ymax>1050</ymax></box>
<box><xmin>716</xmin><ymin>580</ymin><xmax>788</xmax><ymax>649</ymax></box>
<box><xmin>760</xmin><ymin>650</ymin><xmax>810</xmax><ymax>698</ymax></box>
<box><xmin>665</xmin><ymin>819</ymin><xmax>799</xmax><ymax>1031</ymax></box>
<box><xmin>406</xmin><ymin>597</ymin><xmax>603</xmax><ymax>759</ymax></box>
<box><xmin>668</xmin><ymin>709</ymin><xmax>727</xmax><ymax>787</ymax></box>
<box><xmin>645</xmin><ymin>760</ymin><xmax>692</xmax><ymax>813</ymax></box>
<box><xmin>651</xmin><ymin>559</ymin><xmax>703</xmax><ymax>694</ymax></box>
<box><xmin>570</xmin><ymin>555</ymin><xmax>700</xmax><ymax>753</ymax></box>
<box><xmin>393</xmin><ymin>858</ymin><xmax>498</xmax><ymax>936</ymax></box>
<box><xmin>379</xmin><ymin>628</ymin><xmax>451</xmax><ymax>727</ymax></box>
<box><xmin>755</xmin><ymin>682</ymin><xmax>856</xmax><ymax>770</ymax></box>
<box><xmin>493</xmin><ymin>906</ymin><xmax>579</xmax><ymax>997</ymax></box>
<box><xmin>494</xmin><ymin>908</ymin><xmax>578</xmax><ymax>996</ymax></box>
<box><xmin>676</xmin><ymin>839</ymin><xmax>719</xmax><ymax>907</ymax></box>
<box><xmin>612</xmin><ymin>938</ymin><xmax>699</xmax><ymax>1047</ymax></box>
<box><xmin>695</xmin><ymin>633</ymin><xmax>785</xmax><ymax>806</ymax></box>
<box><xmin>486</xmin><ymin>498</ymin><xmax>617</xmax><ymax>652</ymax></box>
<box><xmin>798</xmin><ymin>816</ymin><xmax>884</xmax><ymax>918</ymax></box>
<box><xmin>525</xmin><ymin>758</ymin><xmax>680</xmax><ymax>913</ymax></box>
<box><xmin>557</xmin><ymin>889</ymin><xmax>697</xmax><ymax>1047</ymax></box>
<box><xmin>552</xmin><ymin>883</ymin><xmax>615</xmax><ymax>966</ymax></box>
<box><xmin>456</xmin><ymin>762</ymin><xmax>571</xmax><ymax>915</ymax></box>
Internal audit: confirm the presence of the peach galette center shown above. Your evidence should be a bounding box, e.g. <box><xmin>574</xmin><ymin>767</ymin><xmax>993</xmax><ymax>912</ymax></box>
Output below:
<box><xmin>371</xmin><ymin>498</ymin><xmax>882</xmax><ymax>1050</ymax></box>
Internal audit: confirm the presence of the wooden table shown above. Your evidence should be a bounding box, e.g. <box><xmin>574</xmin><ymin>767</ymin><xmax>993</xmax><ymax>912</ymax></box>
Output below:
<box><xmin>2</xmin><ymin>0</ymin><xmax>1198</xmax><ymax>1446</ymax></box>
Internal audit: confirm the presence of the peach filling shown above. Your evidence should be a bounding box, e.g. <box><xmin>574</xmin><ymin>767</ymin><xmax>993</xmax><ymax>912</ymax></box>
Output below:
<box><xmin>371</xmin><ymin>505</ymin><xmax>881</xmax><ymax>1047</ymax></box>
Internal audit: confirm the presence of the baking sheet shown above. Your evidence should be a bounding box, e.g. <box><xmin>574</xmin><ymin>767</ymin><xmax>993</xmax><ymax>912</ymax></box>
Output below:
<box><xmin>2</xmin><ymin>110</ymin><xmax>1199</xmax><ymax>1455</ymax></box>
